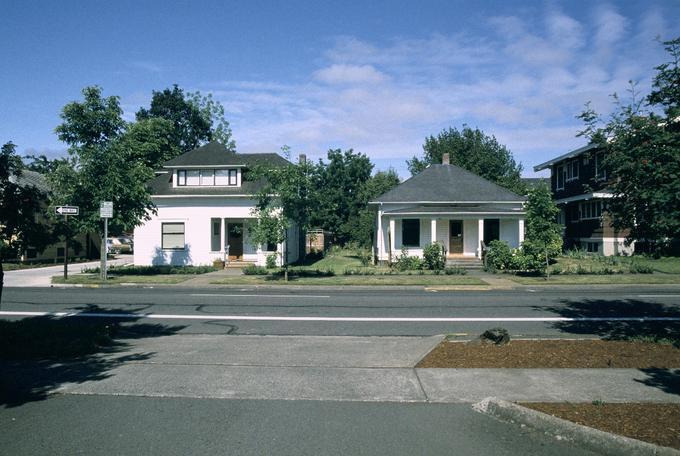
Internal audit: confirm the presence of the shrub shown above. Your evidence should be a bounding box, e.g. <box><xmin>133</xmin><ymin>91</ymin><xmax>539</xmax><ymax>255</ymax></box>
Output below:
<box><xmin>423</xmin><ymin>242</ymin><xmax>446</xmax><ymax>271</ymax></box>
<box><xmin>266</xmin><ymin>254</ymin><xmax>277</xmax><ymax>269</ymax></box>
<box><xmin>485</xmin><ymin>240</ymin><xmax>513</xmax><ymax>271</ymax></box>
<box><xmin>82</xmin><ymin>265</ymin><xmax>217</xmax><ymax>275</ymax></box>
<box><xmin>356</xmin><ymin>249</ymin><xmax>372</xmax><ymax>266</ymax></box>
<box><xmin>242</xmin><ymin>265</ymin><xmax>269</xmax><ymax>275</ymax></box>
<box><xmin>393</xmin><ymin>247</ymin><xmax>424</xmax><ymax>271</ymax></box>
<box><xmin>629</xmin><ymin>261</ymin><xmax>654</xmax><ymax>274</ymax></box>
<box><xmin>444</xmin><ymin>266</ymin><xmax>467</xmax><ymax>275</ymax></box>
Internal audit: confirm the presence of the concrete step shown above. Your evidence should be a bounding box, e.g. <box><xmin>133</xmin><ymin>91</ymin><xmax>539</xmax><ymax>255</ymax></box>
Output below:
<box><xmin>225</xmin><ymin>260</ymin><xmax>256</xmax><ymax>268</ymax></box>
<box><xmin>446</xmin><ymin>258</ymin><xmax>483</xmax><ymax>269</ymax></box>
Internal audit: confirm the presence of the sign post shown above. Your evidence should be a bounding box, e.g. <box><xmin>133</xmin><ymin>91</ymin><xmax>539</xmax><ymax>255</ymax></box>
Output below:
<box><xmin>100</xmin><ymin>202</ymin><xmax>113</xmax><ymax>281</ymax></box>
<box><xmin>55</xmin><ymin>206</ymin><xmax>79</xmax><ymax>280</ymax></box>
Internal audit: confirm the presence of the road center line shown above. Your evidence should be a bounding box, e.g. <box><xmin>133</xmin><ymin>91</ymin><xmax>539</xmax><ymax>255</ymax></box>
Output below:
<box><xmin>1</xmin><ymin>311</ymin><xmax>679</xmax><ymax>323</ymax></box>
<box><xmin>190</xmin><ymin>294</ymin><xmax>330</xmax><ymax>298</ymax></box>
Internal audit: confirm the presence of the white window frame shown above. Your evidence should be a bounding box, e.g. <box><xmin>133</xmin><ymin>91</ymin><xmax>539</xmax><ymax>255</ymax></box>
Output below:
<box><xmin>228</xmin><ymin>169</ymin><xmax>238</xmax><ymax>186</ymax></box>
<box><xmin>579</xmin><ymin>200</ymin><xmax>602</xmax><ymax>220</ymax></box>
<box><xmin>595</xmin><ymin>152</ymin><xmax>607</xmax><ymax>180</ymax></box>
<box><xmin>215</xmin><ymin>169</ymin><xmax>229</xmax><ymax>186</ymax></box>
<box><xmin>161</xmin><ymin>222</ymin><xmax>185</xmax><ymax>250</ymax></box>
<box><xmin>185</xmin><ymin>170</ymin><xmax>200</xmax><ymax>186</ymax></box>
<box><xmin>556</xmin><ymin>165</ymin><xmax>565</xmax><ymax>190</ymax></box>
<box><xmin>200</xmin><ymin>169</ymin><xmax>215</xmax><ymax>186</ymax></box>
<box><xmin>566</xmin><ymin>160</ymin><xmax>579</xmax><ymax>182</ymax></box>
<box><xmin>177</xmin><ymin>170</ymin><xmax>187</xmax><ymax>186</ymax></box>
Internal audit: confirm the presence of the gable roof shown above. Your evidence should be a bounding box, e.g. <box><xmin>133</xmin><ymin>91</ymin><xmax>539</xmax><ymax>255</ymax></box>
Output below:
<box><xmin>533</xmin><ymin>143</ymin><xmax>598</xmax><ymax>171</ymax></box>
<box><xmin>370</xmin><ymin>164</ymin><xmax>526</xmax><ymax>204</ymax></box>
<box><xmin>162</xmin><ymin>141</ymin><xmax>289</xmax><ymax>168</ymax></box>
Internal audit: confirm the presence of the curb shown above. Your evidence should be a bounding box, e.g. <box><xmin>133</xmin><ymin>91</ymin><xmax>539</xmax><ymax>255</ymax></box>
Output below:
<box><xmin>473</xmin><ymin>398</ymin><xmax>680</xmax><ymax>456</ymax></box>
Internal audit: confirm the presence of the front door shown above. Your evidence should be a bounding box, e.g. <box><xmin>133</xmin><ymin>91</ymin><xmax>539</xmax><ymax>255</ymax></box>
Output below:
<box><xmin>449</xmin><ymin>220</ymin><xmax>463</xmax><ymax>254</ymax></box>
<box><xmin>227</xmin><ymin>223</ymin><xmax>244</xmax><ymax>260</ymax></box>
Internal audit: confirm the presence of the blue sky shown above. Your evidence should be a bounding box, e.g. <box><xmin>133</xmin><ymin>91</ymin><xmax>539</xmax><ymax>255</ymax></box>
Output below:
<box><xmin>1</xmin><ymin>0</ymin><xmax>678</xmax><ymax>178</ymax></box>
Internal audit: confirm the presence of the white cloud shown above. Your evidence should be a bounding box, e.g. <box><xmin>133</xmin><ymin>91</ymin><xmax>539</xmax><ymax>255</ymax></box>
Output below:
<box><xmin>184</xmin><ymin>4</ymin><xmax>674</xmax><ymax>177</ymax></box>
<box><xmin>314</xmin><ymin>64</ymin><xmax>388</xmax><ymax>85</ymax></box>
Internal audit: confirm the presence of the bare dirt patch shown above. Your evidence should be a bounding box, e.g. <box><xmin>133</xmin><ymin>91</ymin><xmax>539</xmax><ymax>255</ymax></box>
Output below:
<box><xmin>521</xmin><ymin>402</ymin><xmax>680</xmax><ymax>450</ymax></box>
<box><xmin>416</xmin><ymin>339</ymin><xmax>680</xmax><ymax>368</ymax></box>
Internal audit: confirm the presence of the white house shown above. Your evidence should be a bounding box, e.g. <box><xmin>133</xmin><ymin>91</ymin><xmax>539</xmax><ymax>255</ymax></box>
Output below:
<box><xmin>134</xmin><ymin>142</ymin><xmax>300</xmax><ymax>267</ymax></box>
<box><xmin>370</xmin><ymin>154</ymin><xmax>526</xmax><ymax>264</ymax></box>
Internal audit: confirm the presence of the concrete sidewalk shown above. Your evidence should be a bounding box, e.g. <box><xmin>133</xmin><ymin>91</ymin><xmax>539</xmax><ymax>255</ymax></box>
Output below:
<box><xmin>4</xmin><ymin>255</ymin><xmax>133</xmax><ymax>287</ymax></box>
<box><xmin>3</xmin><ymin>334</ymin><xmax>677</xmax><ymax>404</ymax></box>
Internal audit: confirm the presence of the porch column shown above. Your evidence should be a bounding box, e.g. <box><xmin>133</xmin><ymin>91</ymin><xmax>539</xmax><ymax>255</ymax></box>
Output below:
<box><xmin>377</xmin><ymin>210</ymin><xmax>383</xmax><ymax>261</ymax></box>
<box><xmin>477</xmin><ymin>219</ymin><xmax>484</xmax><ymax>258</ymax></box>
<box><xmin>518</xmin><ymin>219</ymin><xmax>525</xmax><ymax>244</ymax></box>
<box><xmin>389</xmin><ymin>218</ymin><xmax>396</xmax><ymax>261</ymax></box>
<box><xmin>431</xmin><ymin>218</ymin><xmax>437</xmax><ymax>246</ymax></box>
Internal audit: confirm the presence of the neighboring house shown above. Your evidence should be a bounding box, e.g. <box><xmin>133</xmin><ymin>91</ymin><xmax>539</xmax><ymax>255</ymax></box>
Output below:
<box><xmin>8</xmin><ymin>170</ymin><xmax>101</xmax><ymax>262</ymax></box>
<box><xmin>134</xmin><ymin>141</ymin><xmax>300</xmax><ymax>267</ymax></box>
<box><xmin>521</xmin><ymin>177</ymin><xmax>549</xmax><ymax>191</ymax></box>
<box><xmin>533</xmin><ymin>143</ymin><xmax>632</xmax><ymax>255</ymax></box>
<box><xmin>370</xmin><ymin>154</ymin><xmax>526</xmax><ymax>264</ymax></box>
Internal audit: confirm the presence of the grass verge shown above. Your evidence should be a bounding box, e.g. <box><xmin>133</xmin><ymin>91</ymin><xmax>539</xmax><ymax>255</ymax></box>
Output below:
<box><xmin>52</xmin><ymin>274</ymin><xmax>194</xmax><ymax>285</ymax></box>
<box><xmin>509</xmin><ymin>274</ymin><xmax>680</xmax><ymax>285</ymax></box>
<box><xmin>521</xmin><ymin>403</ymin><xmax>680</xmax><ymax>450</ymax></box>
<box><xmin>212</xmin><ymin>275</ymin><xmax>486</xmax><ymax>286</ymax></box>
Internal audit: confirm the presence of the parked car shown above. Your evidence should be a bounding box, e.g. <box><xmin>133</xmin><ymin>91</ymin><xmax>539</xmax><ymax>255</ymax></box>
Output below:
<box><xmin>107</xmin><ymin>237</ymin><xmax>133</xmax><ymax>254</ymax></box>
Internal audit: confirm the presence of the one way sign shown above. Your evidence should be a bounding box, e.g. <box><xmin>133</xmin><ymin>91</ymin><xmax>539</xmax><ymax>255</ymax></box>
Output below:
<box><xmin>55</xmin><ymin>206</ymin><xmax>79</xmax><ymax>215</ymax></box>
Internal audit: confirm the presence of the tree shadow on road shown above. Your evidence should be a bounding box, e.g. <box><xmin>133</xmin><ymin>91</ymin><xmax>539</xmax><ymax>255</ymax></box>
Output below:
<box><xmin>537</xmin><ymin>298</ymin><xmax>680</xmax><ymax>396</ymax></box>
<box><xmin>0</xmin><ymin>306</ymin><xmax>185</xmax><ymax>407</ymax></box>
<box><xmin>536</xmin><ymin>298</ymin><xmax>680</xmax><ymax>345</ymax></box>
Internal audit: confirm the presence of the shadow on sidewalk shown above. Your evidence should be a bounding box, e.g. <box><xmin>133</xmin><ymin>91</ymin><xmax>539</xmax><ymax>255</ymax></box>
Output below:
<box><xmin>538</xmin><ymin>298</ymin><xmax>680</xmax><ymax>396</ymax></box>
<box><xmin>0</xmin><ymin>306</ymin><xmax>185</xmax><ymax>407</ymax></box>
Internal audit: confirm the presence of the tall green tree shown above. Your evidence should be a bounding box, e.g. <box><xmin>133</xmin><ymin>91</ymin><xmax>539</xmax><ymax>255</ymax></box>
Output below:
<box><xmin>347</xmin><ymin>169</ymin><xmax>401</xmax><ymax>248</ymax></box>
<box><xmin>248</xmin><ymin>147</ymin><xmax>316</xmax><ymax>279</ymax></box>
<box><xmin>310</xmin><ymin>149</ymin><xmax>374</xmax><ymax>244</ymax></box>
<box><xmin>187</xmin><ymin>91</ymin><xmax>236</xmax><ymax>152</ymax></box>
<box><xmin>522</xmin><ymin>183</ymin><xmax>563</xmax><ymax>277</ymax></box>
<box><xmin>136</xmin><ymin>85</ymin><xmax>212</xmax><ymax>154</ymax></box>
<box><xmin>52</xmin><ymin>86</ymin><xmax>159</xmax><ymax>239</ymax></box>
<box><xmin>577</xmin><ymin>37</ymin><xmax>680</xmax><ymax>252</ymax></box>
<box><xmin>0</xmin><ymin>142</ymin><xmax>52</xmax><ymax>304</ymax></box>
<box><xmin>407</xmin><ymin>126</ymin><xmax>526</xmax><ymax>194</ymax></box>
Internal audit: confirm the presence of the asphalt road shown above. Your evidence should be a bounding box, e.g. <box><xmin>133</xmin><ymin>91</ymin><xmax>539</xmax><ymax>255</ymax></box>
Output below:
<box><xmin>0</xmin><ymin>395</ymin><xmax>597</xmax><ymax>456</ymax></box>
<box><xmin>2</xmin><ymin>286</ymin><xmax>679</xmax><ymax>337</ymax></box>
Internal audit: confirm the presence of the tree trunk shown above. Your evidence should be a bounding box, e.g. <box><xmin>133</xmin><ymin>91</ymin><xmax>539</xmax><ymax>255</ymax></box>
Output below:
<box><xmin>545</xmin><ymin>249</ymin><xmax>550</xmax><ymax>280</ymax></box>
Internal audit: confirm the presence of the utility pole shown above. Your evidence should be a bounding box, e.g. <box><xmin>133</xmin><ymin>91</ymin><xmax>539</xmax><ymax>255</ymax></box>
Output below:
<box><xmin>100</xmin><ymin>201</ymin><xmax>113</xmax><ymax>280</ymax></box>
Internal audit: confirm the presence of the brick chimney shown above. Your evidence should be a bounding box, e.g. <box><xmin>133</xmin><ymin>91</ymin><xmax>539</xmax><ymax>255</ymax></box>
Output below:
<box><xmin>299</xmin><ymin>154</ymin><xmax>307</xmax><ymax>165</ymax></box>
<box><xmin>442</xmin><ymin>153</ymin><xmax>449</xmax><ymax>165</ymax></box>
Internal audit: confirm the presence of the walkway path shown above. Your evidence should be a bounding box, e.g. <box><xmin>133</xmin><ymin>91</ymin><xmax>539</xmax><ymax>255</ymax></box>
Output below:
<box><xmin>4</xmin><ymin>255</ymin><xmax>133</xmax><ymax>287</ymax></box>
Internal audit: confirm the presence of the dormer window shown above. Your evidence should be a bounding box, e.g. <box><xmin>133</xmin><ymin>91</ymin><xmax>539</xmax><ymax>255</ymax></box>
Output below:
<box><xmin>176</xmin><ymin>168</ymin><xmax>240</xmax><ymax>187</ymax></box>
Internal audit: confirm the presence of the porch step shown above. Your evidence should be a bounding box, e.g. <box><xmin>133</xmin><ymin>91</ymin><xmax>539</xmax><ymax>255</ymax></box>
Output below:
<box><xmin>446</xmin><ymin>258</ymin><xmax>484</xmax><ymax>269</ymax></box>
<box><xmin>225</xmin><ymin>260</ymin><xmax>256</xmax><ymax>268</ymax></box>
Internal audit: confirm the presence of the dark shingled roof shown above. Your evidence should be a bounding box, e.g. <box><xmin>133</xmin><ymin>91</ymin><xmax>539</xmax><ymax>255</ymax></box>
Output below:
<box><xmin>149</xmin><ymin>173</ymin><xmax>270</xmax><ymax>196</ymax></box>
<box><xmin>162</xmin><ymin>141</ymin><xmax>289</xmax><ymax>168</ymax></box>
<box><xmin>150</xmin><ymin>141</ymin><xmax>290</xmax><ymax>196</ymax></box>
<box><xmin>10</xmin><ymin>170</ymin><xmax>50</xmax><ymax>193</ymax></box>
<box><xmin>371</xmin><ymin>164</ymin><xmax>526</xmax><ymax>203</ymax></box>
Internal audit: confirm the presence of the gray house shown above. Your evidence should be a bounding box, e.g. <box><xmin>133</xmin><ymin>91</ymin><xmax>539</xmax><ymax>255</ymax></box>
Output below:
<box><xmin>369</xmin><ymin>154</ymin><xmax>526</xmax><ymax>263</ymax></box>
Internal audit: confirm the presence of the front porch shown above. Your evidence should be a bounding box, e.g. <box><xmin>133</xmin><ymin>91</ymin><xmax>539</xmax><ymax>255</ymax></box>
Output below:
<box><xmin>375</xmin><ymin>213</ymin><xmax>525</xmax><ymax>263</ymax></box>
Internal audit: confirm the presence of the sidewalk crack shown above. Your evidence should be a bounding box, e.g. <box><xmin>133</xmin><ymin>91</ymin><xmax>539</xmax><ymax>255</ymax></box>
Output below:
<box><xmin>413</xmin><ymin>368</ymin><xmax>430</xmax><ymax>403</ymax></box>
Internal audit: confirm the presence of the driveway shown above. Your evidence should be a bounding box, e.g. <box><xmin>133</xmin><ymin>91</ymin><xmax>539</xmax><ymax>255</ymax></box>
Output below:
<box><xmin>3</xmin><ymin>255</ymin><xmax>133</xmax><ymax>287</ymax></box>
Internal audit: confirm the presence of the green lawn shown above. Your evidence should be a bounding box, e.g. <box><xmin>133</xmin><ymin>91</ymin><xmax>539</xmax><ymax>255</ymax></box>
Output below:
<box><xmin>550</xmin><ymin>255</ymin><xmax>680</xmax><ymax>274</ymax></box>
<box><xmin>211</xmin><ymin>275</ymin><xmax>486</xmax><ymax>286</ymax></box>
<box><xmin>52</xmin><ymin>274</ymin><xmax>194</xmax><ymax>285</ymax></box>
<box><xmin>510</xmin><ymin>274</ymin><xmax>680</xmax><ymax>285</ymax></box>
<box><xmin>297</xmin><ymin>249</ymin><xmax>366</xmax><ymax>273</ymax></box>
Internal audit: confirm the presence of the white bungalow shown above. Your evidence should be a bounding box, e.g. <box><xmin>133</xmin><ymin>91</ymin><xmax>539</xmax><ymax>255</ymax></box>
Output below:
<box><xmin>370</xmin><ymin>154</ymin><xmax>526</xmax><ymax>264</ymax></box>
<box><xmin>134</xmin><ymin>142</ymin><xmax>299</xmax><ymax>267</ymax></box>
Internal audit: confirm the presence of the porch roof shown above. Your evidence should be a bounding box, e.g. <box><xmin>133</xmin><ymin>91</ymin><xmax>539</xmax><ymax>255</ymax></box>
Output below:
<box><xmin>383</xmin><ymin>205</ymin><xmax>525</xmax><ymax>216</ymax></box>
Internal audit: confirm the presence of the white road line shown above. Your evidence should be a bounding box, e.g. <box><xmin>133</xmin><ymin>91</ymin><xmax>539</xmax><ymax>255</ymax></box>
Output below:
<box><xmin>1</xmin><ymin>311</ymin><xmax>679</xmax><ymax>323</ymax></box>
<box><xmin>638</xmin><ymin>295</ymin><xmax>680</xmax><ymax>298</ymax></box>
<box><xmin>191</xmin><ymin>294</ymin><xmax>330</xmax><ymax>298</ymax></box>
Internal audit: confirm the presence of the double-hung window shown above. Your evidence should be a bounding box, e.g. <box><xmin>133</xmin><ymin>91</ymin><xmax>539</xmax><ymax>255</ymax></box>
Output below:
<box><xmin>595</xmin><ymin>152</ymin><xmax>607</xmax><ymax>180</ymax></box>
<box><xmin>566</xmin><ymin>160</ymin><xmax>579</xmax><ymax>181</ymax></box>
<box><xmin>200</xmin><ymin>169</ymin><xmax>214</xmax><ymax>186</ymax></box>
<box><xmin>228</xmin><ymin>169</ymin><xmax>238</xmax><ymax>185</ymax></box>
<box><xmin>162</xmin><ymin>223</ymin><xmax>185</xmax><ymax>250</ymax></box>
<box><xmin>556</xmin><ymin>165</ymin><xmax>565</xmax><ymax>190</ymax></box>
<box><xmin>177</xmin><ymin>170</ymin><xmax>187</xmax><ymax>186</ymax></box>
<box><xmin>580</xmin><ymin>201</ymin><xmax>602</xmax><ymax>220</ymax></box>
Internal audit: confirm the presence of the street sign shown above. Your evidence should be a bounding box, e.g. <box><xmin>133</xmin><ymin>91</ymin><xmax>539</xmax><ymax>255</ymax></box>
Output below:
<box><xmin>55</xmin><ymin>206</ymin><xmax>79</xmax><ymax>215</ymax></box>
<box><xmin>100</xmin><ymin>201</ymin><xmax>113</xmax><ymax>218</ymax></box>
